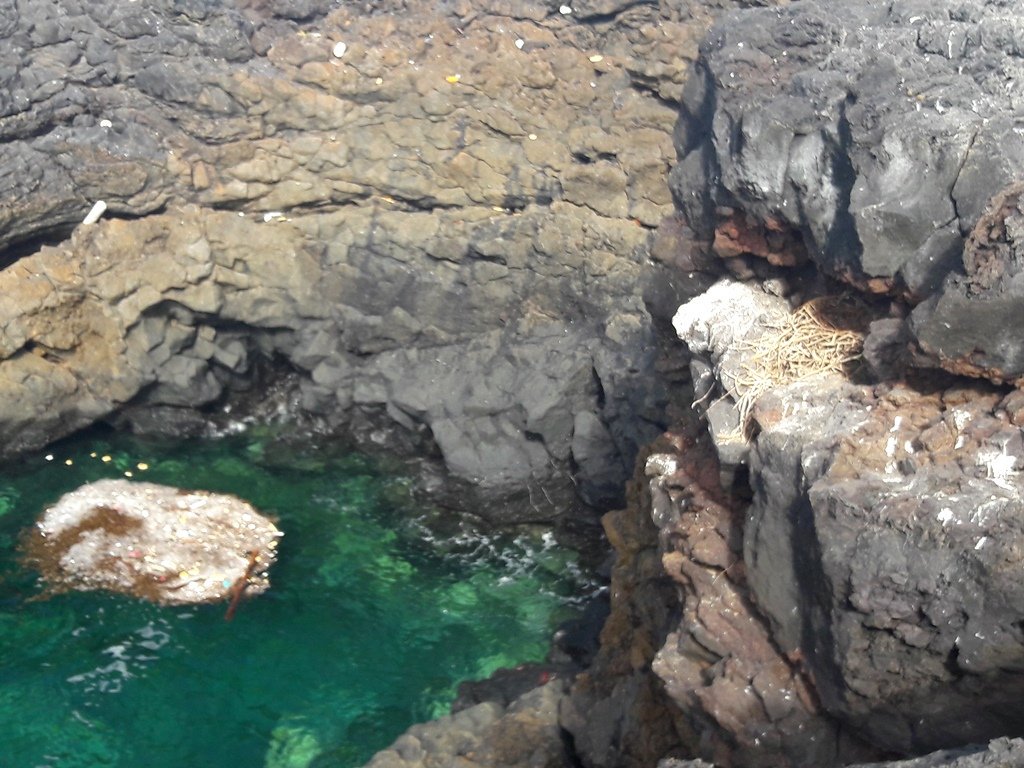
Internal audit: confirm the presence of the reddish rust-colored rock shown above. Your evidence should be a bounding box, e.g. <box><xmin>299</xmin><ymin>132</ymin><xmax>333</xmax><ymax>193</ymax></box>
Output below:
<box><xmin>647</xmin><ymin>417</ymin><xmax>861</xmax><ymax>768</ymax></box>
<box><xmin>712</xmin><ymin>210</ymin><xmax>807</xmax><ymax>267</ymax></box>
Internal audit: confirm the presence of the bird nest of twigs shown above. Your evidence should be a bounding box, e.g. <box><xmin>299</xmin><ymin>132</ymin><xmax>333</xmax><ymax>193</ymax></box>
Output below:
<box><xmin>728</xmin><ymin>296</ymin><xmax>867</xmax><ymax>436</ymax></box>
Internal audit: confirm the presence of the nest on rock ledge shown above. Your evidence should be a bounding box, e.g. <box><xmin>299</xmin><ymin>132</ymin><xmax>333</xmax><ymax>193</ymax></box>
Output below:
<box><xmin>730</xmin><ymin>297</ymin><xmax>867</xmax><ymax>435</ymax></box>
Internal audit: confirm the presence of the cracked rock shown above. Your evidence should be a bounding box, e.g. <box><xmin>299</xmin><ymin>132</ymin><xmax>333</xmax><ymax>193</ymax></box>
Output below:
<box><xmin>673</xmin><ymin>0</ymin><xmax>1024</xmax><ymax>306</ymax></box>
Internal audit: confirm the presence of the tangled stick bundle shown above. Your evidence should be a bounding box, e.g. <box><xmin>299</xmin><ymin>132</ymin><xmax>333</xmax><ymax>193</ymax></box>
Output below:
<box><xmin>729</xmin><ymin>297</ymin><xmax>866</xmax><ymax>435</ymax></box>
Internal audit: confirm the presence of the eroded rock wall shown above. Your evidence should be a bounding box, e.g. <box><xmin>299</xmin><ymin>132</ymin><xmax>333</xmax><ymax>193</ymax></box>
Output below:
<box><xmin>0</xmin><ymin>0</ymin><xmax>719</xmax><ymax>517</ymax></box>
<box><xmin>563</xmin><ymin>1</ymin><xmax>1024</xmax><ymax>765</ymax></box>
<box><xmin>673</xmin><ymin>0</ymin><xmax>1024</xmax><ymax>386</ymax></box>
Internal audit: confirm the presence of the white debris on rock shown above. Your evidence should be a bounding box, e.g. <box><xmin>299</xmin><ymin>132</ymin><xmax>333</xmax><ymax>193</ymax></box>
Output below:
<box><xmin>671</xmin><ymin>279</ymin><xmax>794</xmax><ymax>479</ymax></box>
<box><xmin>82</xmin><ymin>200</ymin><xmax>107</xmax><ymax>225</ymax></box>
<box><xmin>26</xmin><ymin>479</ymin><xmax>281</xmax><ymax>605</ymax></box>
<box><xmin>672</xmin><ymin>278</ymin><xmax>790</xmax><ymax>359</ymax></box>
<box><xmin>645</xmin><ymin>453</ymin><xmax>679</xmax><ymax>478</ymax></box>
<box><xmin>978</xmin><ymin>445</ymin><xmax>1019</xmax><ymax>491</ymax></box>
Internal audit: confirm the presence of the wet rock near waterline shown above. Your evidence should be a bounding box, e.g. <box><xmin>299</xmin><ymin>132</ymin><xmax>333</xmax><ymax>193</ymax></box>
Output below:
<box><xmin>450</xmin><ymin>592</ymin><xmax>610</xmax><ymax>715</ymax></box>
<box><xmin>672</xmin><ymin>0</ymin><xmax>1024</xmax><ymax>385</ymax></box>
<box><xmin>24</xmin><ymin>478</ymin><xmax>281</xmax><ymax>605</ymax></box>
<box><xmin>365</xmin><ymin>679</ymin><xmax>572</xmax><ymax>768</ymax></box>
<box><xmin>452</xmin><ymin>663</ymin><xmax>575</xmax><ymax>714</ymax></box>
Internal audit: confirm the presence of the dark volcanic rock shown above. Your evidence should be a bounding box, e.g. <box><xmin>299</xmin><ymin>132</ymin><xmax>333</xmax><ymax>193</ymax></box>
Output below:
<box><xmin>911</xmin><ymin>182</ymin><xmax>1024</xmax><ymax>384</ymax></box>
<box><xmin>850</xmin><ymin>737</ymin><xmax>1024</xmax><ymax>768</ymax></box>
<box><xmin>564</xmin><ymin>410</ymin><xmax>882</xmax><ymax>768</ymax></box>
<box><xmin>559</xmin><ymin>439</ymin><xmax>691</xmax><ymax>767</ymax></box>
<box><xmin>365</xmin><ymin>680</ymin><xmax>573</xmax><ymax>768</ymax></box>
<box><xmin>672</xmin><ymin>0</ymin><xmax>1024</xmax><ymax>384</ymax></box>
<box><xmin>668</xmin><ymin>278</ymin><xmax>1024</xmax><ymax>761</ymax></box>
<box><xmin>452</xmin><ymin>663</ymin><xmax>575</xmax><ymax>713</ymax></box>
<box><xmin>750</xmin><ymin>382</ymin><xmax>1024</xmax><ymax>755</ymax></box>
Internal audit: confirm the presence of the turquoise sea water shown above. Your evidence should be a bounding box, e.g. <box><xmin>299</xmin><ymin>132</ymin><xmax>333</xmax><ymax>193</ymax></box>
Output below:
<box><xmin>0</xmin><ymin>428</ymin><xmax>589</xmax><ymax>768</ymax></box>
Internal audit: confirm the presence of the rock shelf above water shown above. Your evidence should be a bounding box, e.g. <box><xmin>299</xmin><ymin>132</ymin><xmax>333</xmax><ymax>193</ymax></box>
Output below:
<box><xmin>24</xmin><ymin>479</ymin><xmax>281</xmax><ymax>605</ymax></box>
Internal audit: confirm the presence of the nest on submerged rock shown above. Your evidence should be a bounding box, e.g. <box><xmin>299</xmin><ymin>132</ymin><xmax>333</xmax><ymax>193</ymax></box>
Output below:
<box><xmin>22</xmin><ymin>479</ymin><xmax>282</xmax><ymax>607</ymax></box>
<box><xmin>729</xmin><ymin>297</ymin><xmax>867</xmax><ymax>435</ymax></box>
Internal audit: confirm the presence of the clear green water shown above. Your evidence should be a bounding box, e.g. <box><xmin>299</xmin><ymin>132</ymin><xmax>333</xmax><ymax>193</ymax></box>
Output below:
<box><xmin>0</xmin><ymin>428</ymin><xmax>589</xmax><ymax>768</ymax></box>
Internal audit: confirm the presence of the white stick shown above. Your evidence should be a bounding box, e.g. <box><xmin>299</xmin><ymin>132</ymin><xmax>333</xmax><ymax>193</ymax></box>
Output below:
<box><xmin>82</xmin><ymin>200</ymin><xmax>107</xmax><ymax>225</ymax></box>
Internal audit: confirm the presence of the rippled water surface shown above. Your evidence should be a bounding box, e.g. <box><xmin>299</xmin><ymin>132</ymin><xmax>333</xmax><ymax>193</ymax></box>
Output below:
<box><xmin>0</xmin><ymin>428</ymin><xmax>588</xmax><ymax>768</ymax></box>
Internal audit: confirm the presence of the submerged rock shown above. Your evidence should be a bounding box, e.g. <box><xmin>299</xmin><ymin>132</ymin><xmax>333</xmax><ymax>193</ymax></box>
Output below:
<box><xmin>24</xmin><ymin>479</ymin><xmax>281</xmax><ymax>605</ymax></box>
<box><xmin>366</xmin><ymin>679</ymin><xmax>571</xmax><ymax>768</ymax></box>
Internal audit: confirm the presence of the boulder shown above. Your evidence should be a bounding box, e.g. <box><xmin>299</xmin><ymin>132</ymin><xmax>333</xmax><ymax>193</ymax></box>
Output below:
<box><xmin>672</xmin><ymin>0</ymin><xmax>1024</xmax><ymax>384</ymax></box>
<box><xmin>365</xmin><ymin>680</ymin><xmax>571</xmax><ymax>768</ymax></box>
<box><xmin>23</xmin><ymin>478</ymin><xmax>281</xmax><ymax>605</ymax></box>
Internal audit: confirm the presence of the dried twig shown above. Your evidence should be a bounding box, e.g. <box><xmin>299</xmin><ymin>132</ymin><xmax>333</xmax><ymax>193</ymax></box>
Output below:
<box><xmin>725</xmin><ymin>297</ymin><xmax>866</xmax><ymax>437</ymax></box>
<box><xmin>224</xmin><ymin>549</ymin><xmax>262</xmax><ymax>622</ymax></box>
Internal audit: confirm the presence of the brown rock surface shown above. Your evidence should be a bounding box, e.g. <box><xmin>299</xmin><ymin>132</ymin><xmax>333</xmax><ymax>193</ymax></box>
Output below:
<box><xmin>562</xmin><ymin>411</ymin><xmax>880</xmax><ymax>768</ymax></box>
<box><xmin>559</xmin><ymin>436</ymin><xmax>692</xmax><ymax>768</ymax></box>
<box><xmin>365</xmin><ymin>680</ymin><xmax>571</xmax><ymax>768</ymax></box>
<box><xmin>659</xmin><ymin>277</ymin><xmax>1024</xmax><ymax>763</ymax></box>
<box><xmin>0</xmin><ymin>0</ymin><xmax>717</xmax><ymax>520</ymax></box>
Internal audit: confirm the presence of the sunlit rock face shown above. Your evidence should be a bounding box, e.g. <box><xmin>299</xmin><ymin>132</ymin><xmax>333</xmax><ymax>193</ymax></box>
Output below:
<box><xmin>0</xmin><ymin>0</ymin><xmax>719</xmax><ymax>519</ymax></box>
<box><xmin>24</xmin><ymin>479</ymin><xmax>281</xmax><ymax>605</ymax></box>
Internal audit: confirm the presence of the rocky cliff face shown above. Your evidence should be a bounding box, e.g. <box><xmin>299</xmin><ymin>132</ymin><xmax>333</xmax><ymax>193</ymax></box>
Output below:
<box><xmin>8</xmin><ymin>0</ymin><xmax>1024</xmax><ymax>766</ymax></box>
<box><xmin>672</xmin><ymin>0</ymin><xmax>1024</xmax><ymax>383</ymax></box>
<box><xmin>0</xmin><ymin>0</ymin><xmax>718</xmax><ymax>522</ymax></box>
<box><xmin>555</xmin><ymin>1</ymin><xmax>1024</xmax><ymax>766</ymax></box>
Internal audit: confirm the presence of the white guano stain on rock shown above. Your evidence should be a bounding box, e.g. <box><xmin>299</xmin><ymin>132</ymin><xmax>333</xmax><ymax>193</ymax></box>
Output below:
<box><xmin>978</xmin><ymin>446</ymin><xmax>1018</xmax><ymax>491</ymax></box>
<box><xmin>27</xmin><ymin>478</ymin><xmax>282</xmax><ymax>605</ymax></box>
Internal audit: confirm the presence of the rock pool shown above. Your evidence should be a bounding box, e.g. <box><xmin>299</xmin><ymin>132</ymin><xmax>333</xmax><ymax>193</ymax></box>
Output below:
<box><xmin>0</xmin><ymin>428</ymin><xmax>590</xmax><ymax>767</ymax></box>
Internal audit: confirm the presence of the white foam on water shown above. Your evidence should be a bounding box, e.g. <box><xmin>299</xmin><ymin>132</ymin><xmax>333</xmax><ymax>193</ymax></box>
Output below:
<box><xmin>66</xmin><ymin>618</ymin><xmax>175</xmax><ymax>696</ymax></box>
